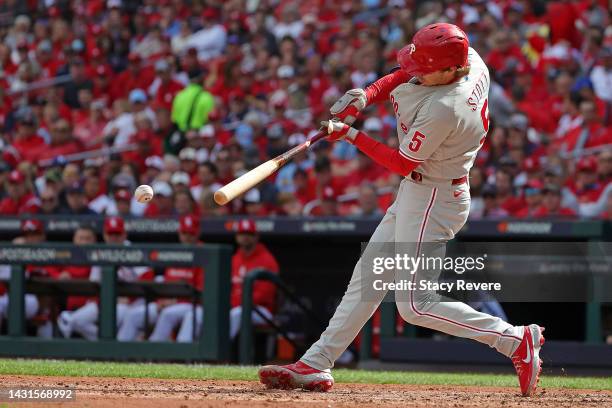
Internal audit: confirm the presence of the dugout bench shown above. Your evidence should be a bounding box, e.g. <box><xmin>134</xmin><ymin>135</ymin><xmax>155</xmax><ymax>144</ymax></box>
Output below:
<box><xmin>0</xmin><ymin>242</ymin><xmax>232</xmax><ymax>362</ymax></box>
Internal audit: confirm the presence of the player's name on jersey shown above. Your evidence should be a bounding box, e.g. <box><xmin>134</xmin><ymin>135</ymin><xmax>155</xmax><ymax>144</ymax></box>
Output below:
<box><xmin>372</xmin><ymin>279</ymin><xmax>502</xmax><ymax>293</ymax></box>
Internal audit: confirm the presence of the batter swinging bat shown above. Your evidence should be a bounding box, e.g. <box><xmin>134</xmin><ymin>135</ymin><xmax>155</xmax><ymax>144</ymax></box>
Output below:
<box><xmin>213</xmin><ymin>122</ymin><xmax>333</xmax><ymax>205</ymax></box>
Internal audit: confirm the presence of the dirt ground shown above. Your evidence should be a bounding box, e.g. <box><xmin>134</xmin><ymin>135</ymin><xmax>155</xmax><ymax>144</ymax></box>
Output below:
<box><xmin>1</xmin><ymin>375</ymin><xmax>610</xmax><ymax>408</ymax></box>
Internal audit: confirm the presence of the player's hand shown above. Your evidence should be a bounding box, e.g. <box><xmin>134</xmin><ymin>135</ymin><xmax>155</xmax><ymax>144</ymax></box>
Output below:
<box><xmin>329</xmin><ymin>89</ymin><xmax>367</xmax><ymax>125</ymax></box>
<box><xmin>321</xmin><ymin>120</ymin><xmax>359</xmax><ymax>143</ymax></box>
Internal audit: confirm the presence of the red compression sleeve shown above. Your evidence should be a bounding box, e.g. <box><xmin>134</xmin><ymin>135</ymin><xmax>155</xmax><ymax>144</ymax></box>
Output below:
<box><xmin>352</xmin><ymin>131</ymin><xmax>420</xmax><ymax>177</ymax></box>
<box><xmin>364</xmin><ymin>69</ymin><xmax>410</xmax><ymax>105</ymax></box>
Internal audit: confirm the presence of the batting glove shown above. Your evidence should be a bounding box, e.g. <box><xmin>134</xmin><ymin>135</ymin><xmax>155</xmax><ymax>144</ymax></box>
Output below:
<box><xmin>321</xmin><ymin>120</ymin><xmax>359</xmax><ymax>143</ymax></box>
<box><xmin>329</xmin><ymin>89</ymin><xmax>367</xmax><ymax>125</ymax></box>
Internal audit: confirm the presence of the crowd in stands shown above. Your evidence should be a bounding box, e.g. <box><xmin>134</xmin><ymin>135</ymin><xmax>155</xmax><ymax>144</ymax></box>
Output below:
<box><xmin>0</xmin><ymin>0</ymin><xmax>610</xmax><ymax>220</ymax></box>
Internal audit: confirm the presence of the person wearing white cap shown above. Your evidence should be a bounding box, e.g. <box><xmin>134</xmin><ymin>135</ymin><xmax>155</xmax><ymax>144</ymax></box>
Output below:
<box><xmin>179</xmin><ymin>147</ymin><xmax>198</xmax><ymax>175</ymax></box>
<box><xmin>170</xmin><ymin>171</ymin><xmax>192</xmax><ymax>194</ymax></box>
<box><xmin>189</xmin><ymin>124</ymin><xmax>221</xmax><ymax>163</ymax></box>
<box><xmin>141</xmin><ymin>155</ymin><xmax>165</xmax><ymax>184</ymax></box>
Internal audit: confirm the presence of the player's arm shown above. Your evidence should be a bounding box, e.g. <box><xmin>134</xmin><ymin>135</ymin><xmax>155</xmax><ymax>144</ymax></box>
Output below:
<box><xmin>330</xmin><ymin>69</ymin><xmax>410</xmax><ymax>124</ymax></box>
<box><xmin>323</xmin><ymin>121</ymin><xmax>419</xmax><ymax>177</ymax></box>
<box><xmin>323</xmin><ymin>101</ymin><xmax>453</xmax><ymax>177</ymax></box>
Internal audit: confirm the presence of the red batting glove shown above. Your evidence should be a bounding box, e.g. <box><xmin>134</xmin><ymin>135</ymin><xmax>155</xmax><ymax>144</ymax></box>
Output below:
<box><xmin>321</xmin><ymin>120</ymin><xmax>359</xmax><ymax>143</ymax></box>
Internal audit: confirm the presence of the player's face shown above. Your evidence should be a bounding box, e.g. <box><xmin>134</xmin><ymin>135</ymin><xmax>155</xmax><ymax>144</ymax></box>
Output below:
<box><xmin>73</xmin><ymin>229</ymin><xmax>96</xmax><ymax>245</ymax></box>
<box><xmin>417</xmin><ymin>68</ymin><xmax>458</xmax><ymax>86</ymax></box>
<box><xmin>236</xmin><ymin>233</ymin><xmax>258</xmax><ymax>249</ymax></box>
<box><xmin>24</xmin><ymin>231</ymin><xmax>45</xmax><ymax>244</ymax></box>
<box><xmin>178</xmin><ymin>231</ymin><xmax>198</xmax><ymax>245</ymax></box>
<box><xmin>104</xmin><ymin>232</ymin><xmax>126</xmax><ymax>245</ymax></box>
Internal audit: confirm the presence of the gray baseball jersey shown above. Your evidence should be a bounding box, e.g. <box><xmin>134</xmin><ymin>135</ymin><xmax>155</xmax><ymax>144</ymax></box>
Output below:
<box><xmin>390</xmin><ymin>47</ymin><xmax>490</xmax><ymax>179</ymax></box>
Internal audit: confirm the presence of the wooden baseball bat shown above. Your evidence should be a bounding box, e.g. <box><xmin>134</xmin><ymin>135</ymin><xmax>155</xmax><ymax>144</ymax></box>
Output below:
<box><xmin>214</xmin><ymin>128</ymin><xmax>329</xmax><ymax>206</ymax></box>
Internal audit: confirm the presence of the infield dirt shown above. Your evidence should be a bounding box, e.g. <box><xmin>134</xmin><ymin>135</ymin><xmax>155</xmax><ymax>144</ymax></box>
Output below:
<box><xmin>2</xmin><ymin>375</ymin><xmax>611</xmax><ymax>408</ymax></box>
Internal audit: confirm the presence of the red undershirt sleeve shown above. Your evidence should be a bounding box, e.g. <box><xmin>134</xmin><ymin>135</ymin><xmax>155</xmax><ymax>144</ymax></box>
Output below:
<box><xmin>364</xmin><ymin>69</ymin><xmax>410</xmax><ymax>105</ymax></box>
<box><xmin>352</xmin><ymin>131</ymin><xmax>420</xmax><ymax>177</ymax></box>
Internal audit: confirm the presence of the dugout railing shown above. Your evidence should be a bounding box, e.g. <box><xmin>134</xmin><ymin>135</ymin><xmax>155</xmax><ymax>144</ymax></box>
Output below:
<box><xmin>0</xmin><ymin>242</ymin><xmax>232</xmax><ymax>362</ymax></box>
<box><xmin>238</xmin><ymin>268</ymin><xmax>329</xmax><ymax>364</ymax></box>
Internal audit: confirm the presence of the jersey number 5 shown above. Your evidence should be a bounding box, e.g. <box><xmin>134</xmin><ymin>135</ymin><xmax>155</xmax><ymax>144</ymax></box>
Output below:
<box><xmin>479</xmin><ymin>98</ymin><xmax>490</xmax><ymax>144</ymax></box>
<box><xmin>408</xmin><ymin>131</ymin><xmax>426</xmax><ymax>152</ymax></box>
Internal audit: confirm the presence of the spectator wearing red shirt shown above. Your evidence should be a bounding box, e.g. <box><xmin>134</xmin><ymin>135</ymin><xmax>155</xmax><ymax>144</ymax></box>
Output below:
<box><xmin>11</xmin><ymin>110</ymin><xmax>45</xmax><ymax>163</ymax></box>
<box><xmin>149</xmin><ymin>215</ymin><xmax>204</xmax><ymax>342</ymax></box>
<box><xmin>569</xmin><ymin>156</ymin><xmax>605</xmax><ymax>203</ymax></box>
<box><xmin>534</xmin><ymin>184</ymin><xmax>577</xmax><ymax>219</ymax></box>
<box><xmin>0</xmin><ymin>170</ymin><xmax>40</xmax><ymax>215</ymax></box>
<box><xmin>178</xmin><ymin>147</ymin><xmax>198</xmax><ymax>177</ymax></box>
<box><xmin>148</xmin><ymin>59</ymin><xmax>184</xmax><ymax>110</ymax></box>
<box><xmin>110</xmin><ymin>53</ymin><xmax>155</xmax><ymax>100</ymax></box>
<box><xmin>293</xmin><ymin>168</ymin><xmax>316</xmax><ymax>205</ymax></box>
<box><xmin>73</xmin><ymin>99</ymin><xmax>108</xmax><ymax>149</ymax></box>
<box><xmin>91</xmin><ymin>65</ymin><xmax>113</xmax><ymax>105</ymax></box>
<box><xmin>31</xmin><ymin>118</ymin><xmax>81</xmax><ymax>162</ymax></box>
<box><xmin>558</xmin><ymin>100</ymin><xmax>612</xmax><ymax>155</ymax></box>
<box><xmin>311</xmin><ymin>186</ymin><xmax>340</xmax><ymax>216</ymax></box>
<box><xmin>122</xmin><ymin>129</ymin><xmax>163</xmax><ymax>174</ymax></box>
<box><xmin>495</xmin><ymin>169</ymin><xmax>524</xmax><ymax>215</ymax></box>
<box><xmin>343</xmin><ymin>151</ymin><xmax>388</xmax><ymax>192</ymax></box>
<box><xmin>515</xmin><ymin>180</ymin><xmax>544</xmax><ymax>218</ymax></box>
<box><xmin>487</xmin><ymin>30</ymin><xmax>529</xmax><ymax>88</ymax></box>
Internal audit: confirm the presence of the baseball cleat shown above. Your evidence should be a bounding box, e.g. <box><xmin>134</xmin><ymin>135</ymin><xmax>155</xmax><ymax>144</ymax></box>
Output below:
<box><xmin>511</xmin><ymin>324</ymin><xmax>545</xmax><ymax>396</ymax></box>
<box><xmin>258</xmin><ymin>361</ymin><xmax>334</xmax><ymax>392</ymax></box>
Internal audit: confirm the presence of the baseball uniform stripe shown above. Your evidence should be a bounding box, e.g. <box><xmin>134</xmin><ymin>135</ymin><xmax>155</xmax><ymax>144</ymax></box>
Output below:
<box><xmin>399</xmin><ymin>149</ymin><xmax>424</xmax><ymax>163</ymax></box>
<box><xmin>410</xmin><ymin>187</ymin><xmax>522</xmax><ymax>342</ymax></box>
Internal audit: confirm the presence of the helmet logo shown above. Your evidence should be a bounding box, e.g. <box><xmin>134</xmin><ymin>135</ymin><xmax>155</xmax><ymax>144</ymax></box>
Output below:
<box><xmin>408</xmin><ymin>44</ymin><xmax>416</xmax><ymax>54</ymax></box>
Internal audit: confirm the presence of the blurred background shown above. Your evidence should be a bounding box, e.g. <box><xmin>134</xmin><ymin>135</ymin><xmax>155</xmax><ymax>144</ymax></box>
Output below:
<box><xmin>0</xmin><ymin>0</ymin><xmax>610</xmax><ymax>369</ymax></box>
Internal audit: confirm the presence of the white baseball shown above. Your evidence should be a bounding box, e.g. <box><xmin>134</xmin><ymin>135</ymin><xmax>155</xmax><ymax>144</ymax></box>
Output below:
<box><xmin>134</xmin><ymin>184</ymin><xmax>154</xmax><ymax>203</ymax></box>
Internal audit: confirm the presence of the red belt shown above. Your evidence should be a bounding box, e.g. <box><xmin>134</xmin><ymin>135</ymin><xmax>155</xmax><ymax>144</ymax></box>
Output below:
<box><xmin>410</xmin><ymin>172</ymin><xmax>468</xmax><ymax>185</ymax></box>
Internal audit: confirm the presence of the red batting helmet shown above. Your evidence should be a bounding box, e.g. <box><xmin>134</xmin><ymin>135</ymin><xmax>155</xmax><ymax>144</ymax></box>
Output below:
<box><xmin>397</xmin><ymin>23</ymin><xmax>469</xmax><ymax>76</ymax></box>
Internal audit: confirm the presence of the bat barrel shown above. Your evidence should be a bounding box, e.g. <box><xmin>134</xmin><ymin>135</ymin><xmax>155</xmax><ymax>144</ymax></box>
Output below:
<box><xmin>213</xmin><ymin>160</ymin><xmax>279</xmax><ymax>205</ymax></box>
<box><xmin>214</xmin><ymin>130</ymin><xmax>327</xmax><ymax>206</ymax></box>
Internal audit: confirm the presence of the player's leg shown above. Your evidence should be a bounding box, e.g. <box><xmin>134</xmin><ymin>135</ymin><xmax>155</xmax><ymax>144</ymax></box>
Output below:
<box><xmin>24</xmin><ymin>294</ymin><xmax>39</xmax><ymax>319</ymax></box>
<box><xmin>393</xmin><ymin>180</ymin><xmax>543</xmax><ymax>396</ymax></box>
<box><xmin>0</xmin><ymin>294</ymin><xmax>6</xmax><ymax>331</ymax></box>
<box><xmin>70</xmin><ymin>302</ymin><xmax>99</xmax><ymax>341</ymax></box>
<box><xmin>116</xmin><ymin>302</ymin><xmax>129</xmax><ymax>328</ymax></box>
<box><xmin>117</xmin><ymin>303</ymin><xmax>158</xmax><ymax>341</ymax></box>
<box><xmin>176</xmin><ymin>306</ymin><xmax>203</xmax><ymax>342</ymax></box>
<box><xmin>259</xmin><ymin>207</ymin><xmax>397</xmax><ymax>390</ymax></box>
<box><xmin>149</xmin><ymin>303</ymin><xmax>192</xmax><ymax>341</ymax></box>
<box><xmin>229</xmin><ymin>305</ymin><xmax>273</xmax><ymax>340</ymax></box>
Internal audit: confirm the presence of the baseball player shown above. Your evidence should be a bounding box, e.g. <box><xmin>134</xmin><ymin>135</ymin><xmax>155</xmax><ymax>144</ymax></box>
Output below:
<box><xmin>178</xmin><ymin>219</ymin><xmax>279</xmax><ymax>342</ymax></box>
<box><xmin>259</xmin><ymin>23</ymin><xmax>544</xmax><ymax>397</ymax></box>
<box><xmin>0</xmin><ymin>219</ymin><xmax>45</xmax><ymax>333</ymax></box>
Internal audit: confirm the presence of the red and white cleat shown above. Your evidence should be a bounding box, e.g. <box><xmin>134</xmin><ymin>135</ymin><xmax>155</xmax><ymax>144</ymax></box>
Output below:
<box><xmin>258</xmin><ymin>361</ymin><xmax>334</xmax><ymax>392</ymax></box>
<box><xmin>511</xmin><ymin>324</ymin><xmax>545</xmax><ymax>396</ymax></box>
